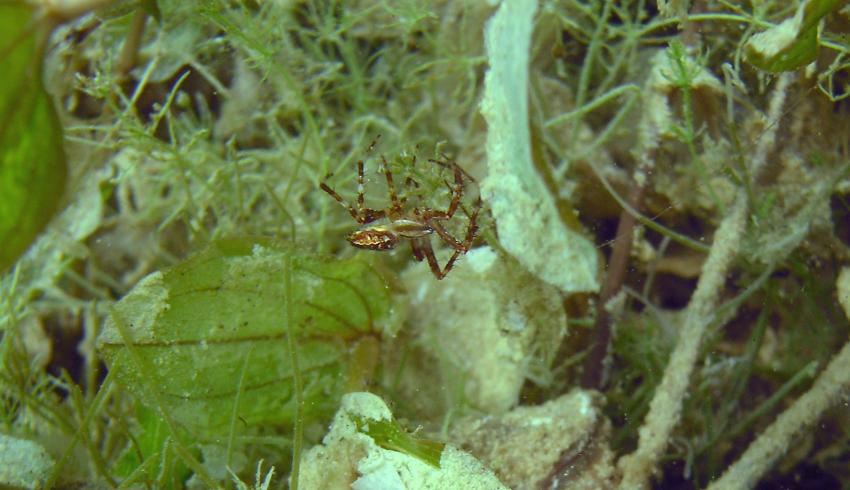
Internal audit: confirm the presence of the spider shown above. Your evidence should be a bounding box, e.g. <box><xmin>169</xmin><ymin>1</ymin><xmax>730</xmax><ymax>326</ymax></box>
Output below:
<box><xmin>319</xmin><ymin>138</ymin><xmax>482</xmax><ymax>280</ymax></box>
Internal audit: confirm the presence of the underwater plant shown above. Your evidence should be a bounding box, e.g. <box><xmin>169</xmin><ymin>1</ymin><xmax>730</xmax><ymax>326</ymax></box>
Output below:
<box><xmin>2</xmin><ymin>0</ymin><xmax>850</xmax><ymax>489</ymax></box>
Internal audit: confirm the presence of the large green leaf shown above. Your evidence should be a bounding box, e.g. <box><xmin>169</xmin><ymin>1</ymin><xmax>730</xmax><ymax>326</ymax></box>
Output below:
<box><xmin>0</xmin><ymin>3</ymin><xmax>67</xmax><ymax>271</ymax></box>
<box><xmin>98</xmin><ymin>238</ymin><xmax>393</xmax><ymax>434</ymax></box>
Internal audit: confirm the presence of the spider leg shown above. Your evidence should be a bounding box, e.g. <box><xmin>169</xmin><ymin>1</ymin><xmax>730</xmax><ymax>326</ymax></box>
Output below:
<box><xmin>429</xmin><ymin>196</ymin><xmax>483</xmax><ymax>251</ymax></box>
<box><xmin>439</xmin><ymin>249</ymin><xmax>464</xmax><ymax>280</ymax></box>
<box><xmin>416</xmin><ymin>198</ymin><xmax>482</xmax><ymax>280</ymax></box>
<box><xmin>399</xmin><ymin>155</ymin><xmax>419</xmax><ymax>207</ymax></box>
<box><xmin>319</xmin><ymin>135</ymin><xmax>387</xmax><ymax>224</ymax></box>
<box><xmin>404</xmin><ymin>176</ymin><xmax>419</xmax><ymax>189</ymax></box>
<box><xmin>427</xmin><ymin>157</ymin><xmax>468</xmax><ymax>219</ymax></box>
<box><xmin>446</xmin><ymin>165</ymin><xmax>464</xmax><ymax>218</ymax></box>
<box><xmin>428</xmin><ymin>155</ymin><xmax>476</xmax><ymax>182</ymax></box>
<box><xmin>356</xmin><ymin>135</ymin><xmax>387</xmax><ymax>222</ymax></box>
<box><xmin>461</xmin><ymin>196</ymin><xmax>483</xmax><ymax>247</ymax></box>
<box><xmin>320</xmin><ymin>182</ymin><xmax>362</xmax><ymax>222</ymax></box>
<box><xmin>418</xmin><ymin>237</ymin><xmax>450</xmax><ymax>280</ymax></box>
<box><xmin>357</xmin><ymin>134</ymin><xmax>381</xmax><ymax>216</ymax></box>
<box><xmin>410</xmin><ymin>238</ymin><xmax>425</xmax><ymax>262</ymax></box>
<box><xmin>455</xmin><ymin>199</ymin><xmax>479</xmax><ymax>219</ymax></box>
<box><xmin>380</xmin><ymin>155</ymin><xmax>404</xmax><ymax>216</ymax></box>
<box><xmin>320</xmin><ymin>180</ymin><xmax>385</xmax><ymax>224</ymax></box>
<box><xmin>429</xmin><ymin>220</ymin><xmax>465</xmax><ymax>250</ymax></box>
<box><xmin>356</xmin><ymin>159</ymin><xmax>367</xmax><ymax>213</ymax></box>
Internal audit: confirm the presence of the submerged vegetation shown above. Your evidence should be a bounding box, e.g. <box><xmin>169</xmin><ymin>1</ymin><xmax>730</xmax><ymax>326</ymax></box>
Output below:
<box><xmin>2</xmin><ymin>0</ymin><xmax>850</xmax><ymax>488</ymax></box>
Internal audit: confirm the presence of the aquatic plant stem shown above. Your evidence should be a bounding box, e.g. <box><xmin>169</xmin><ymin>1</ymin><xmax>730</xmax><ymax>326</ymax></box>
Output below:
<box><xmin>616</xmin><ymin>72</ymin><xmax>792</xmax><ymax>490</ymax></box>
<box><xmin>284</xmin><ymin>253</ymin><xmax>304</xmax><ymax>490</ymax></box>
<box><xmin>706</xmin><ymin>340</ymin><xmax>850</xmax><ymax>490</ymax></box>
<box><xmin>707</xmin><ymin>269</ymin><xmax>850</xmax><ymax>488</ymax></box>
<box><xmin>616</xmin><ymin>193</ymin><xmax>747</xmax><ymax>490</ymax></box>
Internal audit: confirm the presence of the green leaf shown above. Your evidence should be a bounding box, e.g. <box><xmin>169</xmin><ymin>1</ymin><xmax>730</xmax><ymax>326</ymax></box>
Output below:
<box><xmin>0</xmin><ymin>3</ymin><xmax>67</xmax><ymax>271</ymax></box>
<box><xmin>745</xmin><ymin>0</ymin><xmax>848</xmax><ymax>72</ymax></box>
<box><xmin>98</xmin><ymin>237</ymin><xmax>393</xmax><ymax>434</ymax></box>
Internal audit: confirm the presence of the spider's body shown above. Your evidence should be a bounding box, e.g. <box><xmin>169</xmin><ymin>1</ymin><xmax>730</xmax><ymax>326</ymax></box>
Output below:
<box><xmin>320</xmin><ymin>139</ymin><xmax>481</xmax><ymax>280</ymax></box>
<box><xmin>348</xmin><ymin>226</ymin><xmax>399</xmax><ymax>250</ymax></box>
<box><xmin>348</xmin><ymin>218</ymin><xmax>432</xmax><ymax>250</ymax></box>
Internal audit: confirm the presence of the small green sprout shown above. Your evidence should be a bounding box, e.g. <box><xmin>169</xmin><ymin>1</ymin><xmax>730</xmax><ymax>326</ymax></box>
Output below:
<box><xmin>351</xmin><ymin>415</ymin><xmax>446</xmax><ymax>469</ymax></box>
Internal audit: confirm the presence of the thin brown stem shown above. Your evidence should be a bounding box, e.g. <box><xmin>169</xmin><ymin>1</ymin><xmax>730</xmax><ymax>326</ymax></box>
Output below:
<box><xmin>116</xmin><ymin>9</ymin><xmax>148</xmax><ymax>79</ymax></box>
<box><xmin>581</xmin><ymin>172</ymin><xmax>645</xmax><ymax>389</ymax></box>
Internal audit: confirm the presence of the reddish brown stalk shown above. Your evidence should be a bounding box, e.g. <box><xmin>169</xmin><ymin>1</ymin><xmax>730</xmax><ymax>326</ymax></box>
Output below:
<box><xmin>581</xmin><ymin>176</ymin><xmax>645</xmax><ymax>389</ymax></box>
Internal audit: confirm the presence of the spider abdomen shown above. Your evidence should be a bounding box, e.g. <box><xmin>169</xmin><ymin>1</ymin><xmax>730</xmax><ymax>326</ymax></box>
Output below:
<box><xmin>348</xmin><ymin>227</ymin><xmax>398</xmax><ymax>250</ymax></box>
<box><xmin>347</xmin><ymin>219</ymin><xmax>434</xmax><ymax>251</ymax></box>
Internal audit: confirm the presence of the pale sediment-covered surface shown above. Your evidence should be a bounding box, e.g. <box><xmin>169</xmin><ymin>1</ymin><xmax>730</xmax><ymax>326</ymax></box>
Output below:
<box><xmin>298</xmin><ymin>392</ymin><xmax>509</xmax><ymax>490</ymax></box>
<box><xmin>452</xmin><ymin>389</ymin><xmax>615</xmax><ymax>490</ymax></box>
<box><xmin>394</xmin><ymin>246</ymin><xmax>566</xmax><ymax>416</ymax></box>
